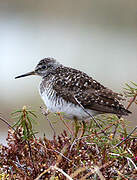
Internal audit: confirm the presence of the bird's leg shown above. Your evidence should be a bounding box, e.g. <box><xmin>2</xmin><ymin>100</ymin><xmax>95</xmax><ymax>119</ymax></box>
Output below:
<box><xmin>40</xmin><ymin>106</ymin><xmax>50</xmax><ymax>116</ymax></box>
<box><xmin>73</xmin><ymin>116</ymin><xmax>80</xmax><ymax>138</ymax></box>
<box><xmin>80</xmin><ymin>120</ymin><xmax>86</xmax><ymax>137</ymax></box>
<box><xmin>40</xmin><ymin>106</ymin><xmax>56</xmax><ymax>139</ymax></box>
<box><xmin>112</xmin><ymin>123</ymin><xmax>118</xmax><ymax>139</ymax></box>
<box><xmin>112</xmin><ymin>115</ymin><xmax>121</xmax><ymax>139</ymax></box>
<box><xmin>57</xmin><ymin>112</ymin><xmax>73</xmax><ymax>136</ymax></box>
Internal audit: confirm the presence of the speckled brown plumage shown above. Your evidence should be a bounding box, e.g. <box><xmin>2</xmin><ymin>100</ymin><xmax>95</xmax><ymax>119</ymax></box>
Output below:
<box><xmin>38</xmin><ymin>58</ymin><xmax>131</xmax><ymax>116</ymax></box>
<box><xmin>15</xmin><ymin>57</ymin><xmax>131</xmax><ymax>118</ymax></box>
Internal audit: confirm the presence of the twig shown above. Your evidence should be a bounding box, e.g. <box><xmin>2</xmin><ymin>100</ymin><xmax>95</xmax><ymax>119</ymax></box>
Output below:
<box><xmin>51</xmin><ymin>165</ymin><xmax>73</xmax><ymax>180</ymax></box>
<box><xmin>112</xmin><ymin>126</ymin><xmax>137</xmax><ymax>149</ymax></box>
<box><xmin>70</xmin><ymin>135</ymin><xmax>89</xmax><ymax>151</ymax></box>
<box><xmin>74</xmin><ymin>96</ymin><xmax>108</xmax><ymax>136</ymax></box>
<box><xmin>0</xmin><ymin>116</ymin><xmax>15</xmax><ymax>131</ymax></box>
<box><xmin>115</xmin><ymin>169</ymin><xmax>128</xmax><ymax>180</ymax></box>
<box><xmin>22</xmin><ymin>107</ymin><xmax>36</xmax><ymax>177</ymax></box>
<box><xmin>36</xmin><ymin>165</ymin><xmax>73</xmax><ymax>180</ymax></box>
<box><xmin>126</xmin><ymin>93</ymin><xmax>137</xmax><ymax>110</ymax></box>
<box><xmin>113</xmin><ymin>123</ymin><xmax>118</xmax><ymax>139</ymax></box>
<box><xmin>112</xmin><ymin>88</ymin><xmax>137</xmax><ymax>148</ymax></box>
<box><xmin>57</xmin><ymin>112</ymin><xmax>73</xmax><ymax>136</ymax></box>
<box><xmin>35</xmin><ymin>167</ymin><xmax>51</xmax><ymax>180</ymax></box>
<box><xmin>80</xmin><ymin>165</ymin><xmax>106</xmax><ymax>180</ymax></box>
<box><xmin>74</xmin><ymin>96</ymin><xmax>101</xmax><ymax>128</ymax></box>
<box><xmin>47</xmin><ymin>148</ymin><xmax>77</xmax><ymax>168</ymax></box>
<box><xmin>126</xmin><ymin>157</ymin><xmax>137</xmax><ymax>170</ymax></box>
<box><xmin>24</xmin><ymin>121</ymin><xmax>36</xmax><ymax>176</ymax></box>
<box><xmin>70</xmin><ymin>167</ymin><xmax>86</xmax><ymax>178</ymax></box>
<box><xmin>97</xmin><ymin>123</ymin><xmax>114</xmax><ymax>135</ymax></box>
<box><xmin>27</xmin><ymin>140</ymin><xmax>36</xmax><ymax>177</ymax></box>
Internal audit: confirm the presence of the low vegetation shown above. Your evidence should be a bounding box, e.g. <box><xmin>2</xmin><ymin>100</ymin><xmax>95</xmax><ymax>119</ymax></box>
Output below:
<box><xmin>0</xmin><ymin>82</ymin><xmax>137</xmax><ymax>180</ymax></box>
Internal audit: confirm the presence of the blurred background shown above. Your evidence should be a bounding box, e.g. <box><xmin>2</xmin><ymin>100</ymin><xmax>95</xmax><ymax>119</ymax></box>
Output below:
<box><xmin>0</xmin><ymin>0</ymin><xmax>137</xmax><ymax>145</ymax></box>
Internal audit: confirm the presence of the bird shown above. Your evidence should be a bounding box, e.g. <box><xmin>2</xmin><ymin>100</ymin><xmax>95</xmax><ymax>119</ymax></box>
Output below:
<box><xmin>15</xmin><ymin>57</ymin><xmax>131</xmax><ymax>120</ymax></box>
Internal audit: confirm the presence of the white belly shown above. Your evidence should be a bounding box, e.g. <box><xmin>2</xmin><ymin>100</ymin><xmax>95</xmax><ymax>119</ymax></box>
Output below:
<box><xmin>40</xmin><ymin>90</ymin><xmax>97</xmax><ymax>120</ymax></box>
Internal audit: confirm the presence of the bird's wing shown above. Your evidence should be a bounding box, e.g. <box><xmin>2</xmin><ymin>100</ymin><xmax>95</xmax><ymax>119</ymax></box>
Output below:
<box><xmin>53</xmin><ymin>67</ymin><xmax>130</xmax><ymax>115</ymax></box>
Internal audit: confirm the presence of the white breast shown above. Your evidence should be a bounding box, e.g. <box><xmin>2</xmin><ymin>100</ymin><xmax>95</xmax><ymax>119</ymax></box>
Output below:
<box><xmin>39</xmin><ymin>83</ymin><xmax>97</xmax><ymax>120</ymax></box>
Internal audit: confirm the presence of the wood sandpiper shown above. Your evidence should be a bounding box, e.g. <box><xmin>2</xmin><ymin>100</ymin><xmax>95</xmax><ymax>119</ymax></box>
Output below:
<box><xmin>15</xmin><ymin>57</ymin><xmax>131</xmax><ymax>120</ymax></box>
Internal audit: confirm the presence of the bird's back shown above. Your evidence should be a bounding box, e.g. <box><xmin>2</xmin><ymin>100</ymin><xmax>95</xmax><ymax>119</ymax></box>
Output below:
<box><xmin>40</xmin><ymin>65</ymin><xmax>131</xmax><ymax>117</ymax></box>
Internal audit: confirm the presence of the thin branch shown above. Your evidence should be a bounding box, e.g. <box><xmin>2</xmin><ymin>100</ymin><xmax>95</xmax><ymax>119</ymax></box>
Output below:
<box><xmin>70</xmin><ymin>167</ymin><xmax>86</xmax><ymax>178</ymax></box>
<box><xmin>70</xmin><ymin>135</ymin><xmax>89</xmax><ymax>151</ymax></box>
<box><xmin>115</xmin><ymin>169</ymin><xmax>128</xmax><ymax>180</ymax></box>
<box><xmin>24</xmin><ymin>121</ymin><xmax>36</xmax><ymax>176</ymax></box>
<box><xmin>79</xmin><ymin>165</ymin><xmax>106</xmax><ymax>180</ymax></box>
<box><xmin>51</xmin><ymin>165</ymin><xmax>73</xmax><ymax>180</ymax></box>
<box><xmin>57</xmin><ymin>112</ymin><xmax>73</xmax><ymax>136</ymax></box>
<box><xmin>22</xmin><ymin>107</ymin><xmax>36</xmax><ymax>177</ymax></box>
<box><xmin>126</xmin><ymin>157</ymin><xmax>137</xmax><ymax>170</ymax></box>
<box><xmin>112</xmin><ymin>126</ymin><xmax>137</xmax><ymax>149</ymax></box>
<box><xmin>0</xmin><ymin>116</ymin><xmax>15</xmax><ymax>131</ymax></box>
<box><xmin>35</xmin><ymin>167</ymin><xmax>51</xmax><ymax>180</ymax></box>
<box><xmin>47</xmin><ymin>148</ymin><xmax>77</xmax><ymax>168</ymax></box>
<box><xmin>74</xmin><ymin>96</ymin><xmax>102</xmax><ymax>128</ymax></box>
<box><xmin>126</xmin><ymin>93</ymin><xmax>137</xmax><ymax>110</ymax></box>
<box><xmin>36</xmin><ymin>165</ymin><xmax>73</xmax><ymax>180</ymax></box>
<box><xmin>74</xmin><ymin>96</ymin><xmax>107</xmax><ymax>136</ymax></box>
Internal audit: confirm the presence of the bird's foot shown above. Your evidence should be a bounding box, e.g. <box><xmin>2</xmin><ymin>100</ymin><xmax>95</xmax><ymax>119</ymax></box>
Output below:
<box><xmin>40</xmin><ymin>106</ymin><xmax>50</xmax><ymax>116</ymax></box>
<box><xmin>79</xmin><ymin>120</ymin><xmax>86</xmax><ymax>138</ymax></box>
<box><xmin>40</xmin><ymin>106</ymin><xmax>56</xmax><ymax>139</ymax></box>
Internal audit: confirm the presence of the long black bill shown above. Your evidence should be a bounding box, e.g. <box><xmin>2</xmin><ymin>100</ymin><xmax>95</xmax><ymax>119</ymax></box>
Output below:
<box><xmin>15</xmin><ymin>71</ymin><xmax>36</xmax><ymax>79</ymax></box>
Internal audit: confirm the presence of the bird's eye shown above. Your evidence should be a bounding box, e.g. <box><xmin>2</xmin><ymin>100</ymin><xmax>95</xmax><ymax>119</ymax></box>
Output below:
<box><xmin>42</xmin><ymin>65</ymin><xmax>46</xmax><ymax>69</ymax></box>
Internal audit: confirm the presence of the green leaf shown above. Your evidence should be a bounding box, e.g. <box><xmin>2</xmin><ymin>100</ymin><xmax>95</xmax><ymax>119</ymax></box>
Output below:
<box><xmin>28</xmin><ymin>111</ymin><xmax>37</xmax><ymax>118</ymax></box>
<box><xmin>11</xmin><ymin>110</ymin><xmax>22</xmax><ymax>115</ymax></box>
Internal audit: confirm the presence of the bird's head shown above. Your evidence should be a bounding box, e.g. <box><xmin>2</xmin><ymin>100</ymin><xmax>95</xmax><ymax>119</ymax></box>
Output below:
<box><xmin>15</xmin><ymin>57</ymin><xmax>61</xmax><ymax>79</ymax></box>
